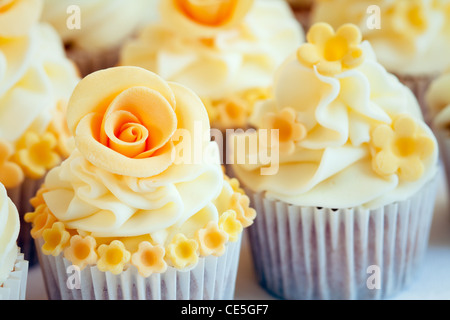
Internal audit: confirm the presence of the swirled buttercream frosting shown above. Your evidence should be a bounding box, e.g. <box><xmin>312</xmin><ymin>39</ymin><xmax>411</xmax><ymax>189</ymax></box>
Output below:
<box><xmin>231</xmin><ymin>22</ymin><xmax>439</xmax><ymax>209</ymax></box>
<box><xmin>26</xmin><ymin>66</ymin><xmax>255</xmax><ymax>274</ymax></box>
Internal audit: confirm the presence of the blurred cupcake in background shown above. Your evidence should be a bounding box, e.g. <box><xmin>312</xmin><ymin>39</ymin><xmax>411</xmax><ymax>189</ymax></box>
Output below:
<box><xmin>120</xmin><ymin>0</ymin><xmax>304</xmax><ymax>164</ymax></box>
<box><xmin>0</xmin><ymin>0</ymin><xmax>79</xmax><ymax>264</ymax></box>
<box><xmin>41</xmin><ymin>0</ymin><xmax>158</xmax><ymax>77</ymax></box>
<box><xmin>0</xmin><ymin>182</ymin><xmax>29</xmax><ymax>300</ymax></box>
<box><xmin>26</xmin><ymin>66</ymin><xmax>256</xmax><ymax>300</ymax></box>
<box><xmin>311</xmin><ymin>0</ymin><xmax>450</xmax><ymax>123</ymax></box>
<box><xmin>231</xmin><ymin>22</ymin><xmax>439</xmax><ymax>299</ymax></box>
<box><xmin>426</xmin><ymin>70</ymin><xmax>450</xmax><ymax>194</ymax></box>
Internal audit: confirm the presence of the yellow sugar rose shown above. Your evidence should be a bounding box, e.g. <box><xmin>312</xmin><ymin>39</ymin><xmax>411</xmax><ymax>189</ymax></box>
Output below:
<box><xmin>66</xmin><ymin>66</ymin><xmax>211</xmax><ymax>178</ymax></box>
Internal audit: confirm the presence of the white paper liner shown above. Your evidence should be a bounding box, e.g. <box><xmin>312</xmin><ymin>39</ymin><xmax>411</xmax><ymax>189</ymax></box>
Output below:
<box><xmin>36</xmin><ymin>235</ymin><xmax>242</xmax><ymax>300</ymax></box>
<box><xmin>244</xmin><ymin>175</ymin><xmax>438</xmax><ymax>300</ymax></box>
<box><xmin>435</xmin><ymin>128</ymin><xmax>450</xmax><ymax>194</ymax></box>
<box><xmin>0</xmin><ymin>252</ymin><xmax>29</xmax><ymax>300</ymax></box>
<box><xmin>7</xmin><ymin>177</ymin><xmax>45</xmax><ymax>266</ymax></box>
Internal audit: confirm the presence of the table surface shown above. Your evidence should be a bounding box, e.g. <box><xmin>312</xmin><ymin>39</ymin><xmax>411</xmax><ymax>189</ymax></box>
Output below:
<box><xmin>26</xmin><ymin>167</ymin><xmax>450</xmax><ymax>300</ymax></box>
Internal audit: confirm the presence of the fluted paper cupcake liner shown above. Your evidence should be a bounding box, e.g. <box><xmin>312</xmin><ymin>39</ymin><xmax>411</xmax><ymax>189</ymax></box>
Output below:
<box><xmin>7</xmin><ymin>177</ymin><xmax>44</xmax><ymax>266</ymax></box>
<box><xmin>36</xmin><ymin>235</ymin><xmax>242</xmax><ymax>300</ymax></box>
<box><xmin>394</xmin><ymin>73</ymin><xmax>437</xmax><ymax>125</ymax></box>
<box><xmin>0</xmin><ymin>252</ymin><xmax>29</xmax><ymax>300</ymax></box>
<box><xmin>66</xmin><ymin>46</ymin><xmax>120</xmax><ymax>78</ymax></box>
<box><xmin>435</xmin><ymin>129</ymin><xmax>450</xmax><ymax>195</ymax></box>
<box><xmin>245</xmin><ymin>175</ymin><xmax>438</xmax><ymax>300</ymax></box>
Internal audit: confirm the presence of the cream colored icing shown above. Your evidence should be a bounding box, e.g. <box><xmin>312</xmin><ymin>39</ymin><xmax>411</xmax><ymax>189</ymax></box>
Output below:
<box><xmin>0</xmin><ymin>23</ymin><xmax>79</xmax><ymax>143</ymax></box>
<box><xmin>120</xmin><ymin>0</ymin><xmax>304</xmax><ymax>102</ymax></box>
<box><xmin>41</xmin><ymin>66</ymin><xmax>237</xmax><ymax>245</ymax></box>
<box><xmin>0</xmin><ymin>183</ymin><xmax>20</xmax><ymax>285</ymax></box>
<box><xmin>426</xmin><ymin>71</ymin><xmax>450</xmax><ymax>129</ymax></box>
<box><xmin>231</xmin><ymin>23</ymin><xmax>438</xmax><ymax>209</ymax></box>
<box><xmin>41</xmin><ymin>0</ymin><xmax>157</xmax><ymax>51</ymax></box>
<box><xmin>312</xmin><ymin>0</ymin><xmax>450</xmax><ymax>75</ymax></box>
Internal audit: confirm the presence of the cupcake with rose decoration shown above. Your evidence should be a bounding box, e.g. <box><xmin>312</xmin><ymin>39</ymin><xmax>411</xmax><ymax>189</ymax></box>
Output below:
<box><xmin>311</xmin><ymin>0</ymin><xmax>450</xmax><ymax>123</ymax></box>
<box><xmin>230</xmin><ymin>22</ymin><xmax>439</xmax><ymax>299</ymax></box>
<box><xmin>26</xmin><ymin>66</ymin><xmax>256</xmax><ymax>300</ymax></box>
<box><xmin>119</xmin><ymin>0</ymin><xmax>304</xmax><ymax>164</ymax></box>
<box><xmin>0</xmin><ymin>0</ymin><xmax>80</xmax><ymax>264</ymax></box>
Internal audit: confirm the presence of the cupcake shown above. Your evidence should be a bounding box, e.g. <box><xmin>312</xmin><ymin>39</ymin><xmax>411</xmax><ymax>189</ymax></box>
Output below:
<box><xmin>426</xmin><ymin>70</ymin><xmax>450</xmax><ymax>193</ymax></box>
<box><xmin>230</xmin><ymin>22</ymin><xmax>439</xmax><ymax>299</ymax></box>
<box><xmin>26</xmin><ymin>66</ymin><xmax>256</xmax><ymax>300</ymax></box>
<box><xmin>0</xmin><ymin>182</ymin><xmax>29</xmax><ymax>300</ymax></box>
<box><xmin>41</xmin><ymin>0</ymin><xmax>157</xmax><ymax>77</ymax></box>
<box><xmin>0</xmin><ymin>0</ymin><xmax>80</xmax><ymax>264</ymax></box>
<box><xmin>120</xmin><ymin>0</ymin><xmax>304</xmax><ymax>164</ymax></box>
<box><xmin>311</xmin><ymin>0</ymin><xmax>450</xmax><ymax>123</ymax></box>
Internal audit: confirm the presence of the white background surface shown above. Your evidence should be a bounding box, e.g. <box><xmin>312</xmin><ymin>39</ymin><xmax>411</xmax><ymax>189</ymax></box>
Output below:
<box><xmin>26</xmin><ymin>167</ymin><xmax>450</xmax><ymax>300</ymax></box>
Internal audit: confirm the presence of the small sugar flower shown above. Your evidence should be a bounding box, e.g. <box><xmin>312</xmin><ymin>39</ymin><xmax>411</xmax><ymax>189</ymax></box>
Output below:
<box><xmin>217</xmin><ymin>97</ymin><xmax>248</xmax><ymax>129</ymax></box>
<box><xmin>230</xmin><ymin>192</ymin><xmax>256</xmax><ymax>228</ymax></box>
<box><xmin>262</xmin><ymin>107</ymin><xmax>307</xmax><ymax>155</ymax></box>
<box><xmin>29</xmin><ymin>187</ymin><xmax>48</xmax><ymax>209</ymax></box>
<box><xmin>388</xmin><ymin>0</ymin><xmax>428</xmax><ymax>37</ymax></box>
<box><xmin>297</xmin><ymin>22</ymin><xmax>364</xmax><ymax>76</ymax></box>
<box><xmin>97</xmin><ymin>240</ymin><xmax>131</xmax><ymax>275</ymax></box>
<box><xmin>370</xmin><ymin>115</ymin><xmax>435</xmax><ymax>181</ymax></box>
<box><xmin>0</xmin><ymin>140</ymin><xmax>24</xmax><ymax>188</ymax></box>
<box><xmin>165</xmin><ymin>234</ymin><xmax>199</xmax><ymax>270</ymax></box>
<box><xmin>219</xmin><ymin>210</ymin><xmax>243</xmax><ymax>242</ymax></box>
<box><xmin>64</xmin><ymin>235</ymin><xmax>98</xmax><ymax>270</ymax></box>
<box><xmin>27</xmin><ymin>205</ymin><xmax>57</xmax><ymax>239</ymax></box>
<box><xmin>131</xmin><ymin>241</ymin><xmax>167</xmax><ymax>277</ymax></box>
<box><xmin>15</xmin><ymin>131</ymin><xmax>61</xmax><ymax>179</ymax></box>
<box><xmin>196</xmin><ymin>221</ymin><xmax>229</xmax><ymax>257</ymax></box>
<box><xmin>42</xmin><ymin>222</ymin><xmax>70</xmax><ymax>256</ymax></box>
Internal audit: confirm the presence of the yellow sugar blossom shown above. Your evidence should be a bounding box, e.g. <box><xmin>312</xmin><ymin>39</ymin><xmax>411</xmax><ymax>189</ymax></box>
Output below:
<box><xmin>131</xmin><ymin>241</ymin><xmax>167</xmax><ymax>277</ymax></box>
<box><xmin>14</xmin><ymin>131</ymin><xmax>61</xmax><ymax>180</ymax></box>
<box><xmin>196</xmin><ymin>221</ymin><xmax>229</xmax><ymax>257</ymax></box>
<box><xmin>64</xmin><ymin>235</ymin><xmax>98</xmax><ymax>270</ymax></box>
<box><xmin>97</xmin><ymin>240</ymin><xmax>131</xmax><ymax>275</ymax></box>
<box><xmin>262</xmin><ymin>107</ymin><xmax>307</xmax><ymax>155</ymax></box>
<box><xmin>42</xmin><ymin>222</ymin><xmax>71</xmax><ymax>257</ymax></box>
<box><xmin>29</xmin><ymin>187</ymin><xmax>48</xmax><ymax>209</ymax></box>
<box><xmin>230</xmin><ymin>192</ymin><xmax>256</xmax><ymax>228</ymax></box>
<box><xmin>297</xmin><ymin>22</ymin><xmax>364</xmax><ymax>76</ymax></box>
<box><xmin>0</xmin><ymin>140</ymin><xmax>23</xmax><ymax>189</ymax></box>
<box><xmin>165</xmin><ymin>233</ymin><xmax>199</xmax><ymax>270</ymax></box>
<box><xmin>27</xmin><ymin>205</ymin><xmax>57</xmax><ymax>239</ymax></box>
<box><xmin>387</xmin><ymin>0</ymin><xmax>428</xmax><ymax>38</ymax></box>
<box><xmin>219</xmin><ymin>210</ymin><xmax>243</xmax><ymax>242</ymax></box>
<box><xmin>217</xmin><ymin>97</ymin><xmax>248</xmax><ymax>129</ymax></box>
<box><xmin>371</xmin><ymin>115</ymin><xmax>434</xmax><ymax>181</ymax></box>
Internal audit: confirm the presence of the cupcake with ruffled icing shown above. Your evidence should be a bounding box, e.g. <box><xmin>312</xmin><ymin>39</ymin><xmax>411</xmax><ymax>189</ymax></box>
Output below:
<box><xmin>426</xmin><ymin>70</ymin><xmax>450</xmax><ymax>193</ymax></box>
<box><xmin>311</xmin><ymin>0</ymin><xmax>450</xmax><ymax>122</ymax></box>
<box><xmin>0</xmin><ymin>0</ymin><xmax>79</xmax><ymax>264</ymax></box>
<box><xmin>0</xmin><ymin>182</ymin><xmax>29</xmax><ymax>300</ymax></box>
<box><xmin>231</xmin><ymin>22</ymin><xmax>439</xmax><ymax>299</ymax></box>
<box><xmin>120</xmin><ymin>0</ymin><xmax>304</xmax><ymax>135</ymax></box>
<box><xmin>41</xmin><ymin>0</ymin><xmax>157</xmax><ymax>77</ymax></box>
<box><xmin>26</xmin><ymin>66</ymin><xmax>256</xmax><ymax>300</ymax></box>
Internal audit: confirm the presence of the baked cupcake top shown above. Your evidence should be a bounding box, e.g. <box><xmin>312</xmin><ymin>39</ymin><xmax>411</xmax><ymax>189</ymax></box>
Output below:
<box><xmin>0</xmin><ymin>182</ymin><xmax>20</xmax><ymax>285</ymax></box>
<box><xmin>26</xmin><ymin>66</ymin><xmax>255</xmax><ymax>275</ymax></box>
<box><xmin>0</xmin><ymin>0</ymin><xmax>80</xmax><ymax>188</ymax></box>
<box><xmin>426</xmin><ymin>70</ymin><xmax>450</xmax><ymax>129</ymax></box>
<box><xmin>231</xmin><ymin>22</ymin><xmax>439</xmax><ymax>209</ymax></box>
<box><xmin>41</xmin><ymin>0</ymin><xmax>156</xmax><ymax>52</ymax></box>
<box><xmin>120</xmin><ymin>0</ymin><xmax>304</xmax><ymax>129</ymax></box>
<box><xmin>312</xmin><ymin>0</ymin><xmax>450</xmax><ymax>76</ymax></box>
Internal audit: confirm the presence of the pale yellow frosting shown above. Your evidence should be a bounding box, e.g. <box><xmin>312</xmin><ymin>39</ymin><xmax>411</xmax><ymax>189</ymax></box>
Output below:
<box><xmin>231</xmin><ymin>23</ymin><xmax>438</xmax><ymax>209</ymax></box>
<box><xmin>27</xmin><ymin>67</ymin><xmax>255</xmax><ymax>273</ymax></box>
<box><xmin>0</xmin><ymin>182</ymin><xmax>20</xmax><ymax>285</ymax></box>
<box><xmin>426</xmin><ymin>71</ymin><xmax>450</xmax><ymax>129</ymax></box>
<box><xmin>312</xmin><ymin>0</ymin><xmax>450</xmax><ymax>75</ymax></box>
<box><xmin>41</xmin><ymin>0</ymin><xmax>157</xmax><ymax>51</ymax></box>
<box><xmin>120</xmin><ymin>0</ymin><xmax>304</xmax><ymax>128</ymax></box>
